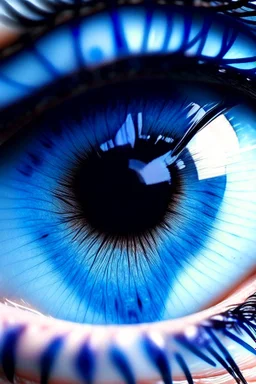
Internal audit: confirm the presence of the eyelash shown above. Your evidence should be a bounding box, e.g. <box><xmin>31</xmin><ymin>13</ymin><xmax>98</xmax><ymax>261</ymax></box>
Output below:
<box><xmin>0</xmin><ymin>2</ymin><xmax>255</xmax><ymax>384</ymax></box>
<box><xmin>1</xmin><ymin>2</ymin><xmax>256</xmax><ymax>123</ymax></box>
<box><xmin>0</xmin><ymin>294</ymin><xmax>255</xmax><ymax>383</ymax></box>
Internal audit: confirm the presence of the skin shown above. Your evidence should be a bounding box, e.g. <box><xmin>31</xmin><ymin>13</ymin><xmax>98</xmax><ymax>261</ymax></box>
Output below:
<box><xmin>0</xmin><ymin>24</ymin><xmax>18</xmax><ymax>48</ymax></box>
<box><xmin>0</xmin><ymin>4</ymin><xmax>255</xmax><ymax>384</ymax></box>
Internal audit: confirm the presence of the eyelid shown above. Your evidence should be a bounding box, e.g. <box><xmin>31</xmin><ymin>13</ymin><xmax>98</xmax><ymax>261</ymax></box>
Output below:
<box><xmin>0</xmin><ymin>4</ymin><xmax>255</xmax><ymax>114</ymax></box>
<box><xmin>0</xmin><ymin>281</ymin><xmax>255</xmax><ymax>384</ymax></box>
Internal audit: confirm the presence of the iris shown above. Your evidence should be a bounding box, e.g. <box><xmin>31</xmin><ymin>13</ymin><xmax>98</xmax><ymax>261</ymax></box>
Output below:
<box><xmin>0</xmin><ymin>77</ymin><xmax>255</xmax><ymax>324</ymax></box>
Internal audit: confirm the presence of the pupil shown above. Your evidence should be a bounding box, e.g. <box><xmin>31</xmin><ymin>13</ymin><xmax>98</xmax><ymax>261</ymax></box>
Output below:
<box><xmin>72</xmin><ymin>142</ymin><xmax>178</xmax><ymax>235</ymax></box>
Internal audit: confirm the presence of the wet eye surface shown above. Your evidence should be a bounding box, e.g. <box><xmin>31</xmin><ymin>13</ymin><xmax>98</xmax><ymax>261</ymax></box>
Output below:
<box><xmin>0</xmin><ymin>75</ymin><xmax>255</xmax><ymax>325</ymax></box>
<box><xmin>0</xmin><ymin>4</ymin><xmax>255</xmax><ymax>327</ymax></box>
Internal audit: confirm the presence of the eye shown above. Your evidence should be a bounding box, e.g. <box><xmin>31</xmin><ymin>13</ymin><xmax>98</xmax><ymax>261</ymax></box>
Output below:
<box><xmin>0</xmin><ymin>2</ymin><xmax>255</xmax><ymax>384</ymax></box>
<box><xmin>0</xmin><ymin>76</ymin><xmax>254</xmax><ymax>324</ymax></box>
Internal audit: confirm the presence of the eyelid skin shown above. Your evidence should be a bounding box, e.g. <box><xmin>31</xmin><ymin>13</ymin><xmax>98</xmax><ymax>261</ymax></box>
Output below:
<box><xmin>0</xmin><ymin>24</ymin><xmax>19</xmax><ymax>49</ymax></box>
<box><xmin>0</xmin><ymin>2</ymin><xmax>255</xmax><ymax>384</ymax></box>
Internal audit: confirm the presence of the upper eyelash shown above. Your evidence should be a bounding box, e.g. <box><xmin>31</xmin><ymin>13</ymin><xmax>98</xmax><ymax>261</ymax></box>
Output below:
<box><xmin>0</xmin><ymin>0</ymin><xmax>256</xmax><ymax>138</ymax></box>
<box><xmin>0</xmin><ymin>0</ymin><xmax>252</xmax><ymax>29</ymax></box>
<box><xmin>226</xmin><ymin>2</ymin><xmax>256</xmax><ymax>32</ymax></box>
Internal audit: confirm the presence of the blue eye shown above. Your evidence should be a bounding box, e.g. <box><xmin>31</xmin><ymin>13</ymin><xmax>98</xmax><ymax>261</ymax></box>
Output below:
<box><xmin>0</xmin><ymin>4</ymin><xmax>256</xmax><ymax>326</ymax></box>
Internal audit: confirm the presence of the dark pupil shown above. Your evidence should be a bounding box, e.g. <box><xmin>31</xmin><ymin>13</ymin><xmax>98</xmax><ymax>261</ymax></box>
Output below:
<box><xmin>72</xmin><ymin>139</ymin><xmax>179</xmax><ymax>235</ymax></box>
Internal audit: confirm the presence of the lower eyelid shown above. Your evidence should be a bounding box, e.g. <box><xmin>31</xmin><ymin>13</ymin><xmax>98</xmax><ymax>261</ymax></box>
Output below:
<box><xmin>0</xmin><ymin>299</ymin><xmax>255</xmax><ymax>384</ymax></box>
<box><xmin>0</xmin><ymin>240</ymin><xmax>255</xmax><ymax>383</ymax></box>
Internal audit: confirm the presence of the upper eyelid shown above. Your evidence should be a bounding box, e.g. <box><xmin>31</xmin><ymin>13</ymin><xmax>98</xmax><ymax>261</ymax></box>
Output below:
<box><xmin>0</xmin><ymin>0</ymin><xmax>255</xmax><ymax>59</ymax></box>
<box><xmin>0</xmin><ymin>3</ymin><xmax>255</xmax><ymax>115</ymax></box>
<box><xmin>0</xmin><ymin>2</ymin><xmax>255</xmax><ymax>147</ymax></box>
<box><xmin>0</xmin><ymin>1</ymin><xmax>255</xmax><ymax>65</ymax></box>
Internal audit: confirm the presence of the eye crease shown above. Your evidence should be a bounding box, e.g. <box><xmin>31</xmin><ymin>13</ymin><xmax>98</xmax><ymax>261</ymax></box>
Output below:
<box><xmin>0</xmin><ymin>1</ymin><xmax>255</xmax><ymax>384</ymax></box>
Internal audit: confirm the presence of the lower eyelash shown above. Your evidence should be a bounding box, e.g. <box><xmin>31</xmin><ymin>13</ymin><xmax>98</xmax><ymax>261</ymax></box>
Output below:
<box><xmin>141</xmin><ymin>297</ymin><xmax>256</xmax><ymax>384</ymax></box>
<box><xmin>0</xmin><ymin>295</ymin><xmax>255</xmax><ymax>384</ymax></box>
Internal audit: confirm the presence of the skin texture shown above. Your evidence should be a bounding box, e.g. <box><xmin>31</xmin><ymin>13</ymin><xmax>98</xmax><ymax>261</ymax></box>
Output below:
<box><xmin>0</xmin><ymin>3</ymin><xmax>255</xmax><ymax>384</ymax></box>
<box><xmin>0</xmin><ymin>24</ymin><xmax>18</xmax><ymax>48</ymax></box>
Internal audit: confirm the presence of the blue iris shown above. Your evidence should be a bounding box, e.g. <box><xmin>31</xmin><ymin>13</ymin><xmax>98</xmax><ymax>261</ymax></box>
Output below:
<box><xmin>0</xmin><ymin>78</ymin><xmax>246</xmax><ymax>325</ymax></box>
